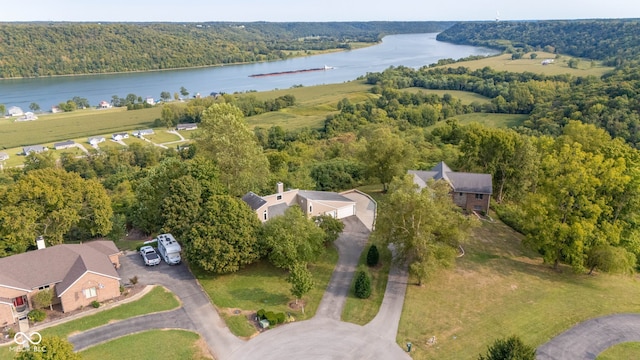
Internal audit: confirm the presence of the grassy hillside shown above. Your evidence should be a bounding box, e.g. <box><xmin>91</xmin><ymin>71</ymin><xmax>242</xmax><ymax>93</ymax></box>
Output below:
<box><xmin>398</xmin><ymin>217</ymin><xmax>640</xmax><ymax>359</ymax></box>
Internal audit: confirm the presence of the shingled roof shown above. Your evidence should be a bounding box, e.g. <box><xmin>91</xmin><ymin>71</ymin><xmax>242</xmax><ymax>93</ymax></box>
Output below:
<box><xmin>0</xmin><ymin>241</ymin><xmax>120</xmax><ymax>297</ymax></box>
<box><xmin>409</xmin><ymin>162</ymin><xmax>492</xmax><ymax>194</ymax></box>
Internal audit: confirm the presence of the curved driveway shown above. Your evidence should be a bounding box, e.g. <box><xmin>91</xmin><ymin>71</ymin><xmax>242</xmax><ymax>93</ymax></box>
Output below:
<box><xmin>537</xmin><ymin>313</ymin><xmax>640</xmax><ymax>360</ymax></box>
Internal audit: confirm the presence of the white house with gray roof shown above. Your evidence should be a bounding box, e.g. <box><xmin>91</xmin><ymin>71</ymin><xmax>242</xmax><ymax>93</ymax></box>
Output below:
<box><xmin>22</xmin><ymin>145</ymin><xmax>47</xmax><ymax>155</ymax></box>
<box><xmin>242</xmin><ymin>182</ymin><xmax>356</xmax><ymax>222</ymax></box>
<box><xmin>408</xmin><ymin>162</ymin><xmax>493</xmax><ymax>213</ymax></box>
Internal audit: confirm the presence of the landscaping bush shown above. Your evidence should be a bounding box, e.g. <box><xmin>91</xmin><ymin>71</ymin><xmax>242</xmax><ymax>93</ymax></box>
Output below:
<box><xmin>265</xmin><ymin>311</ymin><xmax>277</xmax><ymax>325</ymax></box>
<box><xmin>478</xmin><ymin>335</ymin><xmax>535</xmax><ymax>360</ymax></box>
<box><xmin>354</xmin><ymin>269</ymin><xmax>372</xmax><ymax>299</ymax></box>
<box><xmin>257</xmin><ymin>309</ymin><xmax>266</xmax><ymax>319</ymax></box>
<box><xmin>366</xmin><ymin>245</ymin><xmax>379</xmax><ymax>267</ymax></box>
<box><xmin>275</xmin><ymin>312</ymin><xmax>286</xmax><ymax>324</ymax></box>
<box><xmin>256</xmin><ymin>309</ymin><xmax>286</xmax><ymax>325</ymax></box>
<box><xmin>91</xmin><ymin>300</ymin><xmax>100</xmax><ymax>308</ymax></box>
<box><xmin>28</xmin><ymin>309</ymin><xmax>46</xmax><ymax>323</ymax></box>
<box><xmin>129</xmin><ymin>276</ymin><xmax>139</xmax><ymax>285</ymax></box>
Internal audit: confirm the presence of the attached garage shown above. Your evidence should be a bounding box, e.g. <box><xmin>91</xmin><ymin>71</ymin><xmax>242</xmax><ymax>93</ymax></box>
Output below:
<box><xmin>336</xmin><ymin>204</ymin><xmax>356</xmax><ymax>219</ymax></box>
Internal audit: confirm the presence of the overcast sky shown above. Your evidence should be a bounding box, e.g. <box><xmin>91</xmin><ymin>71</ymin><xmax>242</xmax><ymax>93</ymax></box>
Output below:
<box><xmin>2</xmin><ymin>0</ymin><xmax>639</xmax><ymax>22</ymax></box>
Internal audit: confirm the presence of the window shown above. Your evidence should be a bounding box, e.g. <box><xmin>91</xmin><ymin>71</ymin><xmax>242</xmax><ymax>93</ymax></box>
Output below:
<box><xmin>309</xmin><ymin>205</ymin><xmax>313</xmax><ymax>213</ymax></box>
<box><xmin>475</xmin><ymin>194</ymin><xmax>484</xmax><ymax>200</ymax></box>
<box><xmin>276</xmin><ymin>195</ymin><xmax>282</xmax><ymax>200</ymax></box>
<box><xmin>38</xmin><ymin>285</ymin><xmax>50</xmax><ymax>290</ymax></box>
<box><xmin>263</xmin><ymin>210</ymin><xmax>267</xmax><ymax>220</ymax></box>
<box><xmin>83</xmin><ymin>287</ymin><xmax>97</xmax><ymax>298</ymax></box>
<box><xmin>459</xmin><ymin>193</ymin><xmax>463</xmax><ymax>196</ymax></box>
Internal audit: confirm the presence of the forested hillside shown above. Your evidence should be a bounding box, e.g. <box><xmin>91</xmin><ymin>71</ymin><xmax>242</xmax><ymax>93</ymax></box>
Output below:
<box><xmin>0</xmin><ymin>21</ymin><xmax>452</xmax><ymax>78</ymax></box>
<box><xmin>437</xmin><ymin>19</ymin><xmax>640</xmax><ymax>65</ymax></box>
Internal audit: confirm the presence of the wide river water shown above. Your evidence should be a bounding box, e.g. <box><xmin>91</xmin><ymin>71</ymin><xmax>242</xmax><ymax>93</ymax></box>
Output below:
<box><xmin>0</xmin><ymin>33</ymin><xmax>497</xmax><ymax>111</ymax></box>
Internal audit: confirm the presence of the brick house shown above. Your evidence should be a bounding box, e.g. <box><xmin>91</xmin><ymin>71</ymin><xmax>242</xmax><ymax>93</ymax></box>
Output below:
<box><xmin>408</xmin><ymin>162</ymin><xmax>493</xmax><ymax>213</ymax></box>
<box><xmin>0</xmin><ymin>241</ymin><xmax>121</xmax><ymax>326</ymax></box>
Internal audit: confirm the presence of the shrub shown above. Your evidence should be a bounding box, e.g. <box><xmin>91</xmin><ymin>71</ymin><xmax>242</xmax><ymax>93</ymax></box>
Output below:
<box><xmin>28</xmin><ymin>309</ymin><xmax>46</xmax><ymax>323</ymax></box>
<box><xmin>129</xmin><ymin>276</ymin><xmax>139</xmax><ymax>285</ymax></box>
<box><xmin>257</xmin><ymin>309</ymin><xmax>266</xmax><ymax>320</ymax></box>
<box><xmin>265</xmin><ymin>311</ymin><xmax>277</xmax><ymax>325</ymax></box>
<box><xmin>354</xmin><ymin>269</ymin><xmax>372</xmax><ymax>299</ymax></box>
<box><xmin>7</xmin><ymin>327</ymin><xmax>16</xmax><ymax>339</ymax></box>
<box><xmin>275</xmin><ymin>312</ymin><xmax>286</xmax><ymax>324</ymax></box>
<box><xmin>366</xmin><ymin>245</ymin><xmax>380</xmax><ymax>267</ymax></box>
<box><xmin>91</xmin><ymin>300</ymin><xmax>100</xmax><ymax>308</ymax></box>
<box><xmin>478</xmin><ymin>335</ymin><xmax>535</xmax><ymax>360</ymax></box>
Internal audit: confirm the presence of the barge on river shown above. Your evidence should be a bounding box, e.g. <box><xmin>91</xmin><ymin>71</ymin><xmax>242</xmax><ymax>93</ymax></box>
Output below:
<box><xmin>249</xmin><ymin>65</ymin><xmax>334</xmax><ymax>78</ymax></box>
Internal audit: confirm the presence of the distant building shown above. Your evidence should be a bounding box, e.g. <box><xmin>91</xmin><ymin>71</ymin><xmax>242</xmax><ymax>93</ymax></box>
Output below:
<box><xmin>88</xmin><ymin>136</ymin><xmax>106</xmax><ymax>145</ymax></box>
<box><xmin>132</xmin><ymin>129</ymin><xmax>154</xmax><ymax>138</ymax></box>
<box><xmin>23</xmin><ymin>145</ymin><xmax>47</xmax><ymax>155</ymax></box>
<box><xmin>53</xmin><ymin>140</ymin><xmax>76</xmax><ymax>150</ymax></box>
<box><xmin>176</xmin><ymin>123</ymin><xmax>198</xmax><ymax>131</ymax></box>
<box><xmin>7</xmin><ymin>106</ymin><xmax>24</xmax><ymax>117</ymax></box>
<box><xmin>16</xmin><ymin>112</ymin><xmax>37</xmax><ymax>122</ymax></box>
<box><xmin>112</xmin><ymin>133</ymin><xmax>129</xmax><ymax>141</ymax></box>
<box><xmin>97</xmin><ymin>101</ymin><xmax>112</xmax><ymax>109</ymax></box>
<box><xmin>51</xmin><ymin>105</ymin><xmax>63</xmax><ymax>113</ymax></box>
<box><xmin>144</xmin><ymin>97</ymin><xmax>155</xmax><ymax>105</ymax></box>
<box><xmin>0</xmin><ymin>152</ymin><xmax>9</xmax><ymax>161</ymax></box>
<box><xmin>541</xmin><ymin>59</ymin><xmax>555</xmax><ymax>65</ymax></box>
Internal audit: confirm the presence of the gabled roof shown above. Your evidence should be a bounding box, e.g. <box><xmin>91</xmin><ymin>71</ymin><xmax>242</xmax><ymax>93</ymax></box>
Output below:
<box><xmin>0</xmin><ymin>241</ymin><xmax>120</xmax><ymax>296</ymax></box>
<box><xmin>241</xmin><ymin>191</ymin><xmax>267</xmax><ymax>211</ymax></box>
<box><xmin>54</xmin><ymin>140</ymin><xmax>75</xmax><ymax>147</ymax></box>
<box><xmin>23</xmin><ymin>145</ymin><xmax>46</xmax><ymax>154</ymax></box>
<box><xmin>409</xmin><ymin>162</ymin><xmax>492</xmax><ymax>194</ymax></box>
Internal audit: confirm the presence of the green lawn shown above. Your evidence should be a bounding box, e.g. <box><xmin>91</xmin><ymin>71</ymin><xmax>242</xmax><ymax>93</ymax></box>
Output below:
<box><xmin>193</xmin><ymin>246</ymin><xmax>338</xmax><ymax>327</ymax></box>
<box><xmin>39</xmin><ymin>286</ymin><xmax>179</xmax><ymax>338</ymax></box>
<box><xmin>143</xmin><ymin>130</ymin><xmax>183</xmax><ymax>144</ymax></box>
<box><xmin>80</xmin><ymin>329</ymin><xmax>211</xmax><ymax>360</ymax></box>
<box><xmin>221</xmin><ymin>313</ymin><xmax>258</xmax><ymax>338</ymax></box>
<box><xmin>342</xmin><ymin>245</ymin><xmax>392</xmax><ymax>325</ymax></box>
<box><xmin>597</xmin><ymin>342</ymin><xmax>640</xmax><ymax>359</ymax></box>
<box><xmin>398</xmin><ymin>217</ymin><xmax>640</xmax><ymax>360</ymax></box>
<box><xmin>0</xmin><ymin>107</ymin><xmax>161</xmax><ymax>150</ymax></box>
<box><xmin>426</xmin><ymin>113</ymin><xmax>528</xmax><ymax>131</ymax></box>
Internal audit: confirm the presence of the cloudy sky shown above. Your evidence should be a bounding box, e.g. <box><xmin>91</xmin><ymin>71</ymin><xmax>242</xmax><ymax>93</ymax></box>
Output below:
<box><xmin>2</xmin><ymin>0</ymin><xmax>639</xmax><ymax>22</ymax></box>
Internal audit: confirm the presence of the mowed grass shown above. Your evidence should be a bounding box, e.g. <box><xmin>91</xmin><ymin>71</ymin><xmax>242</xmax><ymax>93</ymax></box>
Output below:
<box><xmin>398</xmin><ymin>217</ymin><xmax>640</xmax><ymax>360</ymax></box>
<box><xmin>80</xmin><ymin>329</ymin><xmax>212</xmax><ymax>360</ymax></box>
<box><xmin>193</xmin><ymin>246</ymin><xmax>338</xmax><ymax>324</ymax></box>
<box><xmin>244</xmin><ymin>80</ymin><xmax>375</xmax><ymax>130</ymax></box>
<box><xmin>440</xmin><ymin>52</ymin><xmax>613</xmax><ymax>77</ymax></box>
<box><xmin>39</xmin><ymin>286</ymin><xmax>179</xmax><ymax>338</ymax></box>
<box><xmin>0</xmin><ymin>107</ymin><xmax>160</xmax><ymax>149</ymax></box>
<box><xmin>342</xmin><ymin>244</ymin><xmax>392</xmax><ymax>325</ymax></box>
<box><xmin>426</xmin><ymin>113</ymin><xmax>529</xmax><ymax>131</ymax></box>
<box><xmin>597</xmin><ymin>342</ymin><xmax>640</xmax><ymax>359</ymax></box>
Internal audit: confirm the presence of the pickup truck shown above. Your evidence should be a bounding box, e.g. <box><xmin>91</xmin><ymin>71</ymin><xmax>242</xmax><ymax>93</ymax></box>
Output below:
<box><xmin>139</xmin><ymin>245</ymin><xmax>161</xmax><ymax>266</ymax></box>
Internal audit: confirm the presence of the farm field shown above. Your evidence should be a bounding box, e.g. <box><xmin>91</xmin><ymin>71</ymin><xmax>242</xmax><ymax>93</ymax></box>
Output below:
<box><xmin>440</xmin><ymin>52</ymin><xmax>614</xmax><ymax>77</ymax></box>
<box><xmin>397</xmin><ymin>216</ymin><xmax>640</xmax><ymax>360</ymax></box>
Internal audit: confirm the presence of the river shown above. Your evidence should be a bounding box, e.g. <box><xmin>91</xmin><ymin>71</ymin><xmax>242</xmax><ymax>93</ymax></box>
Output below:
<box><xmin>0</xmin><ymin>33</ymin><xmax>497</xmax><ymax>111</ymax></box>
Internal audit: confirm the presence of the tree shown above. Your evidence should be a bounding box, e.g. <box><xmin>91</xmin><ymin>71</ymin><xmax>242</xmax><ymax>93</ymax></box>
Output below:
<box><xmin>14</xmin><ymin>335</ymin><xmax>81</xmax><ymax>360</ymax></box>
<box><xmin>71</xmin><ymin>96</ymin><xmax>89</xmax><ymax>109</ymax></box>
<box><xmin>354</xmin><ymin>269</ymin><xmax>372</xmax><ymax>299</ymax></box>
<box><xmin>29</xmin><ymin>102</ymin><xmax>40</xmax><ymax>112</ymax></box>
<box><xmin>314</xmin><ymin>214</ymin><xmax>344</xmax><ymax>244</ymax></box>
<box><xmin>23</xmin><ymin>152</ymin><xmax>57</xmax><ymax>173</ymax></box>
<box><xmin>360</xmin><ymin>126</ymin><xmax>415</xmax><ymax>192</ymax></box>
<box><xmin>367</xmin><ymin>244</ymin><xmax>380</xmax><ymax>267</ymax></box>
<box><xmin>287</xmin><ymin>262</ymin><xmax>314</xmax><ymax>310</ymax></box>
<box><xmin>184</xmin><ymin>195</ymin><xmax>262</xmax><ymax>273</ymax></box>
<box><xmin>261</xmin><ymin>206</ymin><xmax>326</xmax><ymax>270</ymax></box>
<box><xmin>373</xmin><ymin>176</ymin><xmax>476</xmax><ymax>285</ymax></box>
<box><xmin>478</xmin><ymin>335</ymin><xmax>535</xmax><ymax>360</ymax></box>
<box><xmin>32</xmin><ymin>289</ymin><xmax>53</xmax><ymax>310</ymax></box>
<box><xmin>160</xmin><ymin>91</ymin><xmax>171</xmax><ymax>101</ymax></box>
<box><xmin>180</xmin><ymin>86</ymin><xmax>189</xmax><ymax>97</ymax></box>
<box><xmin>195</xmin><ymin>103</ymin><xmax>270</xmax><ymax>196</ymax></box>
<box><xmin>0</xmin><ymin>104</ymin><xmax>5</xmax><ymax>116</ymax></box>
<box><xmin>0</xmin><ymin>168</ymin><xmax>113</xmax><ymax>254</ymax></box>
<box><xmin>586</xmin><ymin>244</ymin><xmax>636</xmax><ymax>275</ymax></box>
<box><xmin>568</xmin><ymin>58</ymin><xmax>580</xmax><ymax>69</ymax></box>
<box><xmin>530</xmin><ymin>53</ymin><xmax>538</xmax><ymax>59</ymax></box>
<box><xmin>174</xmin><ymin>92</ymin><xmax>180</xmax><ymax>101</ymax></box>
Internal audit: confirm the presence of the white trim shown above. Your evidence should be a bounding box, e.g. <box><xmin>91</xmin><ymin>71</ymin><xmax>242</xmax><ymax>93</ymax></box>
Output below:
<box><xmin>56</xmin><ymin>271</ymin><xmax>120</xmax><ymax>297</ymax></box>
<box><xmin>0</xmin><ymin>283</ymin><xmax>32</xmax><ymax>293</ymax></box>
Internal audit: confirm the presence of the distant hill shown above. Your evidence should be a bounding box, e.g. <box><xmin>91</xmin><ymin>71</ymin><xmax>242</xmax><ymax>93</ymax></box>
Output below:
<box><xmin>0</xmin><ymin>21</ymin><xmax>454</xmax><ymax>78</ymax></box>
<box><xmin>436</xmin><ymin>19</ymin><xmax>640</xmax><ymax>65</ymax></box>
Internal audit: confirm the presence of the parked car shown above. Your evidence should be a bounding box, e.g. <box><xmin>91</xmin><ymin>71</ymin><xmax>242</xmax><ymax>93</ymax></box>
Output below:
<box><xmin>139</xmin><ymin>245</ymin><xmax>161</xmax><ymax>266</ymax></box>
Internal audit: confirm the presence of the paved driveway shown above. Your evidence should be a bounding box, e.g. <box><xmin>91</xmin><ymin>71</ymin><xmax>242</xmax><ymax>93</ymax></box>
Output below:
<box><xmin>71</xmin><ymin>252</ymin><xmax>243</xmax><ymax>359</ymax></box>
<box><xmin>537</xmin><ymin>313</ymin><xmax>640</xmax><ymax>360</ymax></box>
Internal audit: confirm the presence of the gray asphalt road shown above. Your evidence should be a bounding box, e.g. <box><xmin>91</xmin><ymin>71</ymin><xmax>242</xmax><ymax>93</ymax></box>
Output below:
<box><xmin>537</xmin><ymin>313</ymin><xmax>640</xmax><ymax>360</ymax></box>
<box><xmin>364</xmin><ymin>260</ymin><xmax>409</xmax><ymax>341</ymax></box>
<box><xmin>78</xmin><ymin>253</ymin><xmax>244</xmax><ymax>359</ymax></box>
<box><xmin>315</xmin><ymin>216</ymin><xmax>369</xmax><ymax>320</ymax></box>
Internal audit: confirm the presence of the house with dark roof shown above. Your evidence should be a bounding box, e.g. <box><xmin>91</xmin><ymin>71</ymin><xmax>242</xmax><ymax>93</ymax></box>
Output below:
<box><xmin>0</xmin><ymin>240</ymin><xmax>121</xmax><ymax>326</ymax></box>
<box><xmin>53</xmin><ymin>140</ymin><xmax>76</xmax><ymax>150</ymax></box>
<box><xmin>132</xmin><ymin>129</ymin><xmax>154</xmax><ymax>138</ymax></box>
<box><xmin>176</xmin><ymin>123</ymin><xmax>198</xmax><ymax>131</ymax></box>
<box><xmin>242</xmin><ymin>182</ymin><xmax>356</xmax><ymax>222</ymax></box>
<box><xmin>408</xmin><ymin>162</ymin><xmax>493</xmax><ymax>213</ymax></box>
<box><xmin>22</xmin><ymin>145</ymin><xmax>47</xmax><ymax>155</ymax></box>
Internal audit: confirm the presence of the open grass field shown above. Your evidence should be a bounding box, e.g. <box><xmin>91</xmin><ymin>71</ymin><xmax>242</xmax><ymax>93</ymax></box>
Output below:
<box><xmin>80</xmin><ymin>329</ymin><xmax>212</xmax><ymax>360</ymax></box>
<box><xmin>597</xmin><ymin>342</ymin><xmax>640</xmax><ymax>359</ymax></box>
<box><xmin>341</xmin><ymin>245</ymin><xmax>392</xmax><ymax>325</ymax></box>
<box><xmin>39</xmin><ymin>286</ymin><xmax>179</xmax><ymax>338</ymax></box>
<box><xmin>397</xmin><ymin>216</ymin><xmax>640</xmax><ymax>360</ymax></box>
<box><xmin>0</xmin><ymin>107</ymin><xmax>161</xmax><ymax>150</ymax></box>
<box><xmin>440</xmin><ymin>52</ymin><xmax>614</xmax><ymax>77</ymax></box>
<box><xmin>193</xmin><ymin>246</ymin><xmax>338</xmax><ymax>332</ymax></box>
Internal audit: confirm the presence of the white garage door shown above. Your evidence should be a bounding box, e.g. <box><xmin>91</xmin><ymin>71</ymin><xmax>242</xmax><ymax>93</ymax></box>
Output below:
<box><xmin>336</xmin><ymin>204</ymin><xmax>356</xmax><ymax>219</ymax></box>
